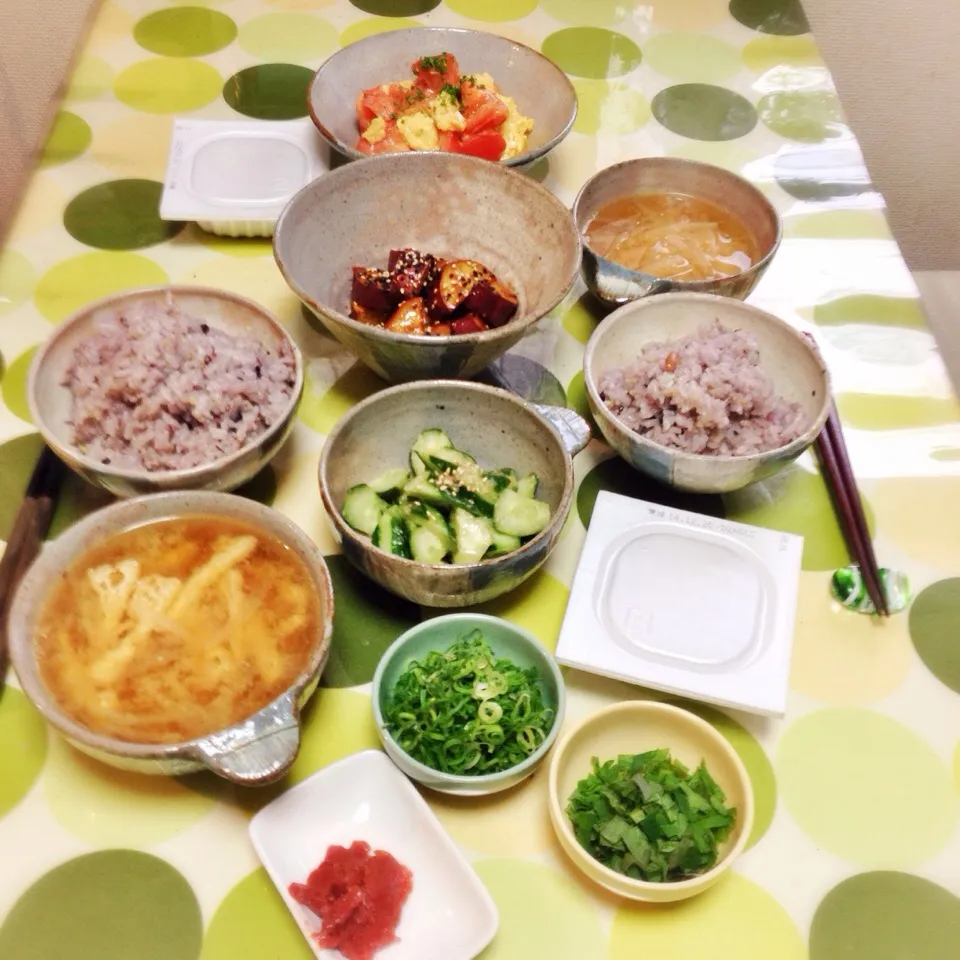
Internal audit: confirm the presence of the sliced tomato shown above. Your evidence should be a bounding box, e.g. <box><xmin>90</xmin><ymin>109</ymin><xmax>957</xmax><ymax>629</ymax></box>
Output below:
<box><xmin>356</xmin><ymin>92</ymin><xmax>376</xmax><ymax>132</ymax></box>
<box><xmin>355</xmin><ymin>120</ymin><xmax>411</xmax><ymax>155</ymax></box>
<box><xmin>411</xmin><ymin>52</ymin><xmax>460</xmax><ymax>95</ymax></box>
<box><xmin>437</xmin><ymin>130</ymin><xmax>460</xmax><ymax>153</ymax></box>
<box><xmin>357</xmin><ymin>83</ymin><xmax>408</xmax><ymax>129</ymax></box>
<box><xmin>463</xmin><ymin>98</ymin><xmax>509</xmax><ymax>134</ymax></box>
<box><xmin>456</xmin><ymin>130</ymin><xmax>506</xmax><ymax>161</ymax></box>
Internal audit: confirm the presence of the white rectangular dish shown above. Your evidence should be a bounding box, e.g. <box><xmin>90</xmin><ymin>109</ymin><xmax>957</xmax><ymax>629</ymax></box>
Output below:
<box><xmin>160</xmin><ymin>118</ymin><xmax>330</xmax><ymax>237</ymax></box>
<box><xmin>555</xmin><ymin>490</ymin><xmax>803</xmax><ymax>716</ymax></box>
<box><xmin>249</xmin><ymin>750</ymin><xmax>498</xmax><ymax>960</ymax></box>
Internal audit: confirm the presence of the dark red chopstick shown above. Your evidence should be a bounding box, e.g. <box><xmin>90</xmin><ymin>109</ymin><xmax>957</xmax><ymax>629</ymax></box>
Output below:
<box><xmin>816</xmin><ymin>403</ymin><xmax>889</xmax><ymax>616</ymax></box>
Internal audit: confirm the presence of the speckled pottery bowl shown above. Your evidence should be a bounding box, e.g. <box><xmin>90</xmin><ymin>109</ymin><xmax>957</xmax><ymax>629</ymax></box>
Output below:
<box><xmin>573</xmin><ymin>158</ymin><xmax>782</xmax><ymax>306</ymax></box>
<box><xmin>273</xmin><ymin>151</ymin><xmax>581</xmax><ymax>383</ymax></box>
<box><xmin>28</xmin><ymin>286</ymin><xmax>304</xmax><ymax>499</ymax></box>
<box><xmin>583</xmin><ymin>293</ymin><xmax>830</xmax><ymax>494</ymax></box>
<box><xmin>318</xmin><ymin>380</ymin><xmax>588</xmax><ymax>607</ymax></box>
<box><xmin>7</xmin><ymin>492</ymin><xmax>334</xmax><ymax>786</ymax></box>
<box><xmin>307</xmin><ymin>26</ymin><xmax>577</xmax><ymax>167</ymax></box>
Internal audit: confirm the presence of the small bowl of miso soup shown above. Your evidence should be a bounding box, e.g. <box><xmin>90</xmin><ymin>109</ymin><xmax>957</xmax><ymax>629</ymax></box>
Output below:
<box><xmin>572</xmin><ymin>158</ymin><xmax>781</xmax><ymax>307</ymax></box>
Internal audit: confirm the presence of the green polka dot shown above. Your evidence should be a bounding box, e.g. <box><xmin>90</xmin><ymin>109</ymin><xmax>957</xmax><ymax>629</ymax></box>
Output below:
<box><xmin>652</xmin><ymin>83</ymin><xmax>758</xmax><ymax>141</ymax></box>
<box><xmin>474</xmin><ymin>859</ymin><xmax>606</xmax><ymax>960</ymax></box>
<box><xmin>541</xmin><ymin>0</ymin><xmax>627</xmax><ymax>26</ymax></box>
<box><xmin>610</xmin><ymin>872</ymin><xmax>805</xmax><ymax>960</ymax></box>
<box><xmin>561</xmin><ymin>291</ymin><xmax>607</xmax><ymax>344</ymax></box>
<box><xmin>478</xmin><ymin>355</ymin><xmax>566</xmax><ymax>407</ymax></box>
<box><xmin>444</xmin><ymin>0</ymin><xmax>537</xmax><ymax>21</ymax></box>
<box><xmin>339</xmin><ymin>16</ymin><xmax>421</xmax><ymax>45</ymax></box>
<box><xmin>774</xmin><ymin>145</ymin><xmax>872</xmax><ymax>201</ymax></box>
<box><xmin>742</xmin><ymin>35</ymin><xmax>822</xmax><ymax>72</ymax></box>
<box><xmin>571</xmin><ymin>79</ymin><xmax>650</xmax><ymax>135</ymax></box>
<box><xmin>0</xmin><ymin>249</ymin><xmax>36</xmax><ymax>317</ymax></box>
<box><xmin>643</xmin><ymin>33</ymin><xmax>740</xmax><ymax>83</ymax></box>
<box><xmin>725</xmin><ymin>465</ymin><xmax>874</xmax><ymax>571</ymax></box>
<box><xmin>42</xmin><ymin>737</ymin><xmax>215</xmax><ymax>846</ymax></box>
<box><xmin>134</xmin><ymin>7</ymin><xmax>237</xmax><ymax>56</ymax></box>
<box><xmin>0</xmin><ymin>851</ymin><xmax>202</xmax><ymax>960</ymax></box>
<box><xmin>235</xmin><ymin>464</ymin><xmax>278</xmax><ymax>505</ymax></box>
<box><xmin>298</xmin><ymin>360</ymin><xmax>386</xmax><ymax>433</ymax></box>
<box><xmin>66</xmin><ymin>55</ymin><xmax>114</xmax><ymax>100</ymax></box>
<box><xmin>814</xmin><ymin>294</ymin><xmax>927</xmax><ymax>330</ymax></box>
<box><xmin>64</xmin><ymin>179</ymin><xmax>184</xmax><ymax>250</ymax></box>
<box><xmin>730</xmin><ymin>0</ymin><xmax>809</xmax><ymax>35</ymax></box>
<box><xmin>201</xmin><ymin>868</ymin><xmax>312</xmax><ymax>960</ymax></box>
<box><xmin>541</xmin><ymin>27</ymin><xmax>642</xmax><ymax>80</ymax></box>
<box><xmin>0</xmin><ymin>687</ymin><xmax>48</xmax><ymax>820</ymax></box>
<box><xmin>521</xmin><ymin>156</ymin><xmax>549</xmax><ymax>182</ymax></box>
<box><xmin>566</xmin><ymin>370</ymin><xmax>597</xmax><ymax>434</ymax></box>
<box><xmin>835</xmin><ymin>393</ymin><xmax>960</xmax><ymax>431</ymax></box>
<box><xmin>115</xmin><ymin>57</ymin><xmax>222</xmax><ymax>113</ymax></box>
<box><xmin>223</xmin><ymin>63</ymin><xmax>314</xmax><ymax>120</ymax></box>
<box><xmin>350</xmin><ymin>0</ymin><xmax>439</xmax><ymax>13</ymax></box>
<box><xmin>1</xmin><ymin>345</ymin><xmax>37</xmax><ymax>423</ymax></box>
<box><xmin>908</xmin><ymin>579</ymin><xmax>960</xmax><ymax>694</ymax></box>
<box><xmin>785</xmin><ymin>209</ymin><xmax>892</xmax><ymax>239</ymax></box>
<box><xmin>40</xmin><ymin>111</ymin><xmax>92</xmax><ymax>166</ymax></box>
<box><xmin>323</xmin><ymin>554</ymin><xmax>420</xmax><ymax>687</ymax></box>
<box><xmin>811</xmin><ymin>873</ymin><xmax>960</xmax><ymax>960</ymax></box>
<box><xmin>777</xmin><ymin>708</ymin><xmax>957</xmax><ymax>867</ymax></box>
<box><xmin>578</xmin><ymin>456</ymin><xmax>724</xmax><ymax>529</ymax></box>
<box><xmin>759</xmin><ymin>90</ymin><xmax>845</xmax><ymax>142</ymax></box>
<box><xmin>238</xmin><ymin>13</ymin><xmax>337</xmax><ymax>61</ymax></box>
<box><xmin>34</xmin><ymin>251</ymin><xmax>169</xmax><ymax>323</ymax></box>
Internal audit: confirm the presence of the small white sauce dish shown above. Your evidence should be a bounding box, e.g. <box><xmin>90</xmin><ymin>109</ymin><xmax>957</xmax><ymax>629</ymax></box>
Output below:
<box><xmin>249</xmin><ymin>750</ymin><xmax>499</xmax><ymax>960</ymax></box>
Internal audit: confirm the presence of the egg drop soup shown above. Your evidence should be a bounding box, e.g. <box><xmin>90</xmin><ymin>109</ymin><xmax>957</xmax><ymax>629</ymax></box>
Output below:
<box><xmin>585</xmin><ymin>192</ymin><xmax>761</xmax><ymax>282</ymax></box>
<box><xmin>36</xmin><ymin>516</ymin><xmax>320</xmax><ymax>745</ymax></box>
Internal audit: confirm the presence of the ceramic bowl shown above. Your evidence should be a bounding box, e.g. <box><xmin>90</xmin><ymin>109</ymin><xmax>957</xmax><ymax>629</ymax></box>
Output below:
<box><xmin>548</xmin><ymin>701</ymin><xmax>754</xmax><ymax>902</ymax></box>
<box><xmin>573</xmin><ymin>158</ymin><xmax>782</xmax><ymax>306</ymax></box>
<box><xmin>307</xmin><ymin>26</ymin><xmax>577</xmax><ymax>168</ymax></box>
<box><xmin>7</xmin><ymin>491</ymin><xmax>334</xmax><ymax>785</ymax></box>
<box><xmin>28</xmin><ymin>286</ymin><xmax>304</xmax><ymax>498</ymax></box>
<box><xmin>372</xmin><ymin>614</ymin><xmax>565</xmax><ymax>796</ymax></box>
<box><xmin>318</xmin><ymin>380</ymin><xmax>588</xmax><ymax>607</ymax></box>
<box><xmin>273</xmin><ymin>151</ymin><xmax>581</xmax><ymax>383</ymax></box>
<box><xmin>583</xmin><ymin>293</ymin><xmax>831</xmax><ymax>493</ymax></box>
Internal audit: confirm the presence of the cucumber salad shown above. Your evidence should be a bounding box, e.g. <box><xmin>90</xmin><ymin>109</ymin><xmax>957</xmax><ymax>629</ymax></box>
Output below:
<box><xmin>341</xmin><ymin>429</ymin><xmax>552</xmax><ymax>564</ymax></box>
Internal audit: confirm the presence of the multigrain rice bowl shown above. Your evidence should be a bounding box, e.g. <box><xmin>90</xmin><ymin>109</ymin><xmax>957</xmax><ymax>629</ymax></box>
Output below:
<box><xmin>598</xmin><ymin>322</ymin><xmax>806</xmax><ymax>457</ymax></box>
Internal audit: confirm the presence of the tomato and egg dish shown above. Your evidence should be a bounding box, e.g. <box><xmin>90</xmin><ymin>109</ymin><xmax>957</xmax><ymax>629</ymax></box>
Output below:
<box><xmin>355</xmin><ymin>53</ymin><xmax>534</xmax><ymax>161</ymax></box>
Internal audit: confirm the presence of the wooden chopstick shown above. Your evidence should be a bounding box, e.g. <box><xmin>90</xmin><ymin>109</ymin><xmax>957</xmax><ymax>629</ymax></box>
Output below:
<box><xmin>0</xmin><ymin>446</ymin><xmax>64</xmax><ymax>687</ymax></box>
<box><xmin>815</xmin><ymin>403</ymin><xmax>889</xmax><ymax>616</ymax></box>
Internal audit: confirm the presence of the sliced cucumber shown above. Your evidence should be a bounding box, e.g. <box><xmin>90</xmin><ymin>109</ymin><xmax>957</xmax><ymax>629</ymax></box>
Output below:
<box><xmin>341</xmin><ymin>484</ymin><xmax>387</xmax><ymax>535</ymax></box>
<box><xmin>515</xmin><ymin>473</ymin><xmax>539</xmax><ymax>498</ymax></box>
<box><xmin>412</xmin><ymin>428</ymin><xmax>453</xmax><ymax>458</ymax></box>
<box><xmin>405</xmin><ymin>474</ymin><xmax>493</xmax><ymax>519</ymax></box>
<box><xmin>403</xmin><ymin>475</ymin><xmax>447</xmax><ymax>508</ymax></box>
<box><xmin>369</xmin><ymin>467</ymin><xmax>410</xmax><ymax>500</ymax></box>
<box><xmin>486</xmin><ymin>467</ymin><xmax>518</xmax><ymax>493</ymax></box>
<box><xmin>373</xmin><ymin>506</ymin><xmax>411</xmax><ymax>558</ymax></box>
<box><xmin>487</xmin><ymin>528</ymin><xmax>522</xmax><ymax>557</ymax></box>
<box><xmin>410</xmin><ymin>524</ymin><xmax>451</xmax><ymax>563</ymax></box>
<box><xmin>427</xmin><ymin>447</ymin><xmax>477</xmax><ymax>471</ymax></box>
<box><xmin>410</xmin><ymin>450</ymin><xmax>428</xmax><ymax>477</ymax></box>
<box><xmin>403</xmin><ymin>499</ymin><xmax>448</xmax><ymax>530</ymax></box>
<box><xmin>494</xmin><ymin>488</ymin><xmax>551</xmax><ymax>538</ymax></box>
<box><xmin>451</xmin><ymin>508</ymin><xmax>494</xmax><ymax>564</ymax></box>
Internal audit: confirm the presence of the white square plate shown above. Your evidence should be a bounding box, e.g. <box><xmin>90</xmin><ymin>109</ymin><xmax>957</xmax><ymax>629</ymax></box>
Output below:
<box><xmin>249</xmin><ymin>750</ymin><xmax>498</xmax><ymax>960</ymax></box>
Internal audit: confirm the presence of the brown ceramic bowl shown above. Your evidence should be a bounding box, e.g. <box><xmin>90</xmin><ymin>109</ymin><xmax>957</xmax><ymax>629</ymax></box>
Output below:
<box><xmin>307</xmin><ymin>26</ymin><xmax>577</xmax><ymax>168</ymax></box>
<box><xmin>318</xmin><ymin>380</ymin><xmax>588</xmax><ymax>607</ymax></box>
<box><xmin>274</xmin><ymin>151</ymin><xmax>581</xmax><ymax>383</ymax></box>
<box><xmin>573</xmin><ymin>158</ymin><xmax>782</xmax><ymax>306</ymax></box>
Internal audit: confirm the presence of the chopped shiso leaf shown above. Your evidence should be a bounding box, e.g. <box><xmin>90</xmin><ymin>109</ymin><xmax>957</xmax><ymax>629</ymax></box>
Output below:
<box><xmin>383</xmin><ymin>629</ymin><xmax>555</xmax><ymax>776</ymax></box>
<box><xmin>566</xmin><ymin>749</ymin><xmax>736</xmax><ymax>883</ymax></box>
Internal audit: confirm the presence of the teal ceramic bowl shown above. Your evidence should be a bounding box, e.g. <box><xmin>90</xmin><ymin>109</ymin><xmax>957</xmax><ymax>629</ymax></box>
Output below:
<box><xmin>372</xmin><ymin>613</ymin><xmax>565</xmax><ymax>796</ymax></box>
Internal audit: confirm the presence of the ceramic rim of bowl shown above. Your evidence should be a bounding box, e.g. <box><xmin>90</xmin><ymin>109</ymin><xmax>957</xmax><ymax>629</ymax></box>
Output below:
<box><xmin>6</xmin><ymin>491</ymin><xmax>334</xmax><ymax>763</ymax></box>
<box><xmin>27</xmin><ymin>285</ymin><xmax>305</xmax><ymax>486</ymax></box>
<box><xmin>318</xmin><ymin>379</ymin><xmax>576</xmax><ymax>572</ymax></box>
<box><xmin>547</xmin><ymin>700</ymin><xmax>755</xmax><ymax>894</ymax></box>
<box><xmin>371</xmin><ymin>612</ymin><xmax>566</xmax><ymax>786</ymax></box>
<box><xmin>583</xmin><ymin>291</ymin><xmax>831</xmax><ymax>465</ymax></box>
<box><xmin>307</xmin><ymin>26</ymin><xmax>577</xmax><ymax>168</ymax></box>
<box><xmin>273</xmin><ymin>151</ymin><xmax>582</xmax><ymax>348</ymax></box>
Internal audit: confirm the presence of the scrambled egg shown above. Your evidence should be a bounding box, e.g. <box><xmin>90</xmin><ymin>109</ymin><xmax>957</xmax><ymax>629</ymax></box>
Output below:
<box><xmin>498</xmin><ymin>95</ymin><xmax>535</xmax><ymax>160</ymax></box>
<box><xmin>431</xmin><ymin>88</ymin><xmax>466</xmax><ymax>133</ymax></box>
<box><xmin>361</xmin><ymin>116</ymin><xmax>387</xmax><ymax>144</ymax></box>
<box><xmin>398</xmin><ymin>112</ymin><xmax>439</xmax><ymax>151</ymax></box>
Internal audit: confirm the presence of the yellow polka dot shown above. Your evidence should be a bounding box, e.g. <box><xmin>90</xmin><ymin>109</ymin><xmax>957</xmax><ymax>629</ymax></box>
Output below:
<box><xmin>954</xmin><ymin>742</ymin><xmax>960</xmax><ymax>795</ymax></box>
<box><xmin>429</xmin><ymin>766</ymin><xmax>553</xmax><ymax>856</ymax></box>
<box><xmin>551</xmin><ymin>135</ymin><xmax>600</xmax><ymax>195</ymax></box>
<box><xmin>87</xmin><ymin>1</ymin><xmax>134</xmax><ymax>48</ymax></box>
<box><xmin>196</xmin><ymin>233</ymin><xmax>274</xmax><ymax>258</ymax></box>
<box><xmin>455</xmin><ymin>20</ymin><xmax>541</xmax><ymax>49</ymax></box>
<box><xmin>339</xmin><ymin>17</ymin><xmax>421</xmax><ymax>46</ymax></box>
<box><xmin>299</xmin><ymin>360</ymin><xmax>387</xmax><ymax>435</ymax></box>
<box><xmin>66</xmin><ymin>55</ymin><xmax>113</xmax><ymax>101</ymax></box>
<box><xmin>610</xmin><ymin>873</ymin><xmax>805</xmax><ymax>959</ymax></box>
<box><xmin>179</xmin><ymin>256</ymin><xmax>302</xmax><ymax>325</ymax></box>
<box><xmin>742</xmin><ymin>36</ymin><xmax>823</xmax><ymax>73</ymax></box>
<box><xmin>92</xmin><ymin>113</ymin><xmax>174</xmax><ymax>181</ymax></box>
<box><xmin>871</xmin><ymin>476</ymin><xmax>960</xmax><ymax>569</ymax></box>
<box><xmin>468</xmin><ymin>571</ymin><xmax>570</xmax><ymax>652</ymax></box>
<box><xmin>790</xmin><ymin>571</ymin><xmax>912</xmax><ymax>704</ymax></box>
<box><xmin>42</xmin><ymin>736</ymin><xmax>214</xmax><ymax>846</ymax></box>
<box><xmin>265</xmin><ymin>0</ymin><xmax>334</xmax><ymax>8</ymax></box>
<box><xmin>646</xmin><ymin>0</ymin><xmax>730</xmax><ymax>30</ymax></box>
<box><xmin>6</xmin><ymin>172</ymin><xmax>67</xmax><ymax>238</ymax></box>
<box><xmin>271</xmin><ymin>451</ymin><xmax>340</xmax><ymax>555</ymax></box>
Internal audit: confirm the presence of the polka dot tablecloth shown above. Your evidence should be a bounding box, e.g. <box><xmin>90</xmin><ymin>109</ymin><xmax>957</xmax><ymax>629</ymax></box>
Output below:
<box><xmin>2</xmin><ymin>0</ymin><xmax>960</xmax><ymax>957</ymax></box>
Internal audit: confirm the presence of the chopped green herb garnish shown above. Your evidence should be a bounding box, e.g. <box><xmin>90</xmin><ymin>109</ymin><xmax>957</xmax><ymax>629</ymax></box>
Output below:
<box><xmin>416</xmin><ymin>54</ymin><xmax>448</xmax><ymax>74</ymax></box>
<box><xmin>383</xmin><ymin>629</ymin><xmax>555</xmax><ymax>776</ymax></box>
<box><xmin>439</xmin><ymin>83</ymin><xmax>461</xmax><ymax>103</ymax></box>
<box><xmin>566</xmin><ymin>750</ymin><xmax>736</xmax><ymax>883</ymax></box>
